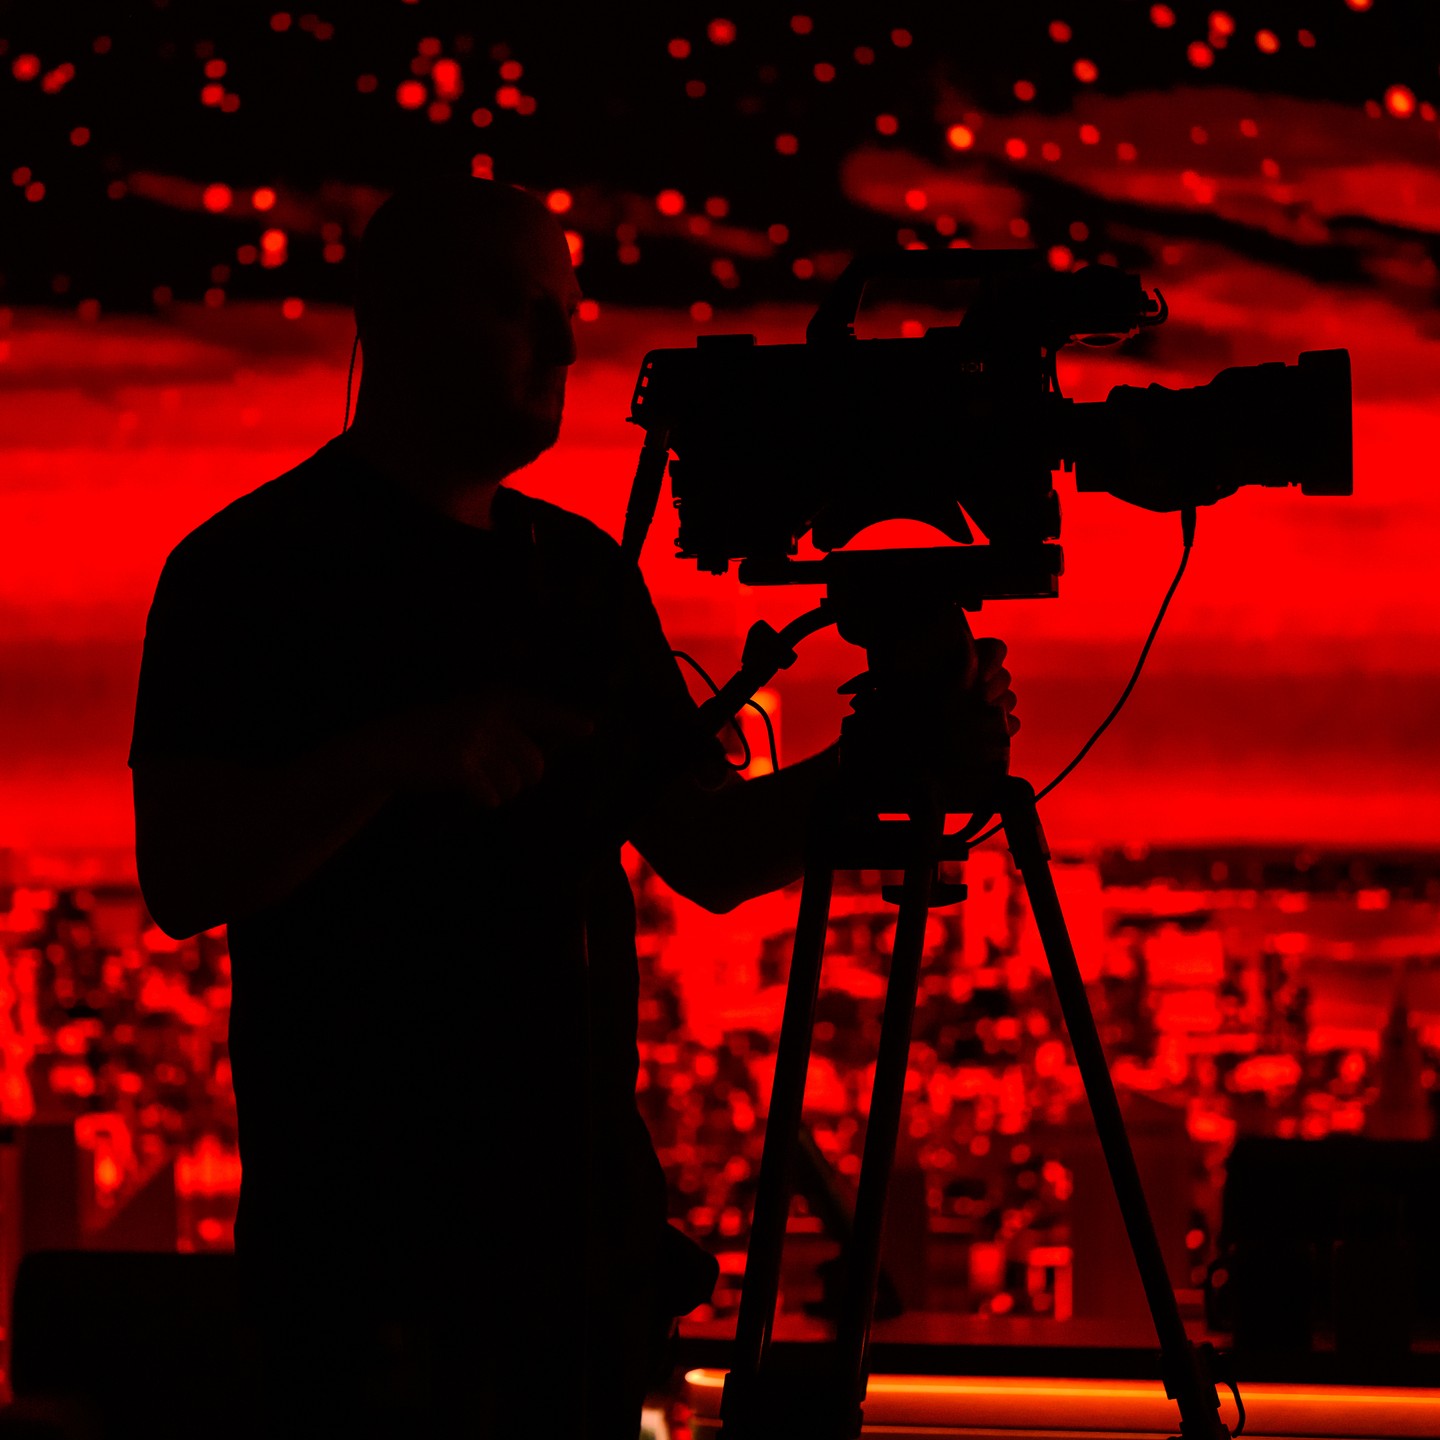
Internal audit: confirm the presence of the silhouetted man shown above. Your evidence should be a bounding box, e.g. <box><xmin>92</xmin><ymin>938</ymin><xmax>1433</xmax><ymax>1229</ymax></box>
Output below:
<box><xmin>129</xmin><ymin>176</ymin><xmax>1018</xmax><ymax>1436</ymax></box>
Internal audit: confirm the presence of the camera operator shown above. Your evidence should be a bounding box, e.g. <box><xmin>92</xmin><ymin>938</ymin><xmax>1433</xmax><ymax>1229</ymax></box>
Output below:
<box><xmin>128</xmin><ymin>175</ymin><xmax>1018</xmax><ymax>1437</ymax></box>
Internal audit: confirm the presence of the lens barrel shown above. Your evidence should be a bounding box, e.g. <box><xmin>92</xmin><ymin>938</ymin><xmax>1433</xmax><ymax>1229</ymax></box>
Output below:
<box><xmin>1070</xmin><ymin>347</ymin><xmax>1353</xmax><ymax>511</ymax></box>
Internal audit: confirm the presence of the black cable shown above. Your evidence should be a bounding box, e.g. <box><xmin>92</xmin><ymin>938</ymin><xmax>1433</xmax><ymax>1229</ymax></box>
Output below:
<box><xmin>1227</xmin><ymin>1376</ymin><xmax>1246</xmax><ymax>1437</ymax></box>
<box><xmin>343</xmin><ymin>329</ymin><xmax>360</xmax><ymax>431</ymax></box>
<box><xmin>968</xmin><ymin>507</ymin><xmax>1196</xmax><ymax>847</ymax></box>
<box><xmin>745</xmin><ymin>696</ymin><xmax>780</xmax><ymax>774</ymax></box>
<box><xmin>679</xmin><ymin>648</ymin><xmax>783</xmax><ymax>771</ymax></box>
<box><xmin>668</xmin><ymin>650</ymin><xmax>754</xmax><ymax>771</ymax></box>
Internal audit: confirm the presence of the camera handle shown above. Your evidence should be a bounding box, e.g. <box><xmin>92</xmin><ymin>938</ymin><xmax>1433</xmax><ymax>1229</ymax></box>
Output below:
<box><xmin>705</xmin><ymin>619</ymin><xmax>1234</xmax><ymax>1440</ymax></box>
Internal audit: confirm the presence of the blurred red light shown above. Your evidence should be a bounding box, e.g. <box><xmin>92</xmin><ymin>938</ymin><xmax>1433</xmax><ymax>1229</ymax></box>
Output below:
<box><xmin>432</xmin><ymin>58</ymin><xmax>462</xmax><ymax>100</ymax></box>
<box><xmin>1384</xmin><ymin>84</ymin><xmax>1416</xmax><ymax>118</ymax></box>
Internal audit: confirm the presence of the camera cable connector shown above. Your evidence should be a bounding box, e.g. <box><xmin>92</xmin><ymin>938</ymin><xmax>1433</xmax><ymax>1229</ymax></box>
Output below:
<box><xmin>673</xmin><ymin>649</ymin><xmax>771</xmax><ymax>774</ymax></box>
<box><xmin>677</xmin><ymin>605</ymin><xmax>835</xmax><ymax>774</ymax></box>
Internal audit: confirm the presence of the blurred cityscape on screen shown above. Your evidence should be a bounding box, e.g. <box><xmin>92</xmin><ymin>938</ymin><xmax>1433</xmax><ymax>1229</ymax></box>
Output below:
<box><xmin>2</xmin><ymin>837</ymin><xmax>1436</xmax><ymax>1350</ymax></box>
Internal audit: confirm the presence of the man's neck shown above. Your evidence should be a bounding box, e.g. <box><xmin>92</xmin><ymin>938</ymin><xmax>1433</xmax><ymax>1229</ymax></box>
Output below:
<box><xmin>337</xmin><ymin>416</ymin><xmax>504</xmax><ymax>530</ymax></box>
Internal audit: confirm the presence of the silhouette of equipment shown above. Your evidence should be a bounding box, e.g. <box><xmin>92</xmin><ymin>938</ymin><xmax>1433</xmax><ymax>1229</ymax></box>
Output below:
<box><xmin>621</xmin><ymin>250</ymin><xmax>1353</xmax><ymax>1438</ymax></box>
<box><xmin>704</xmin><ymin>562</ymin><xmax>1235</xmax><ymax>1440</ymax></box>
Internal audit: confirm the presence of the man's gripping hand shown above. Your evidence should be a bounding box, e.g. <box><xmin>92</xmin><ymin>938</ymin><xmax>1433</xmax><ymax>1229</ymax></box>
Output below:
<box><xmin>396</xmin><ymin>685</ymin><xmax>595</xmax><ymax>810</ymax></box>
<box><xmin>976</xmin><ymin>638</ymin><xmax>1021</xmax><ymax>740</ymax></box>
<box><xmin>928</xmin><ymin>634</ymin><xmax>1020</xmax><ymax>787</ymax></box>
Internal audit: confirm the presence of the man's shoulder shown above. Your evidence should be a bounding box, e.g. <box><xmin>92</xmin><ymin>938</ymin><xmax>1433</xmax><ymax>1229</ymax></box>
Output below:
<box><xmin>508</xmin><ymin>490</ymin><xmax>629</xmax><ymax>568</ymax></box>
<box><xmin>163</xmin><ymin>442</ymin><xmax>342</xmax><ymax>576</ymax></box>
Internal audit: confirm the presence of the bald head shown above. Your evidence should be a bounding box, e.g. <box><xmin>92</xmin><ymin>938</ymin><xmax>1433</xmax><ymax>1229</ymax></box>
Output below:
<box><xmin>355</xmin><ymin>177</ymin><xmax>570</xmax><ymax>340</ymax></box>
<box><xmin>351</xmin><ymin>175</ymin><xmax>583</xmax><ymax>475</ymax></box>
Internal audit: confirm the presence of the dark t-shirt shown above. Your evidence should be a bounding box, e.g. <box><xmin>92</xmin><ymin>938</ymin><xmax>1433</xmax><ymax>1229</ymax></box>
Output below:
<box><xmin>129</xmin><ymin>436</ymin><xmax>726</xmax><ymax>1314</ymax></box>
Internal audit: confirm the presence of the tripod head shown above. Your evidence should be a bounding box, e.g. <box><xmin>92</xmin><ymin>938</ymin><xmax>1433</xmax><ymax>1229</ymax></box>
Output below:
<box><xmin>695</xmin><ymin>547</ymin><xmax>1014</xmax><ymax>836</ymax></box>
<box><xmin>822</xmin><ymin>553</ymin><xmax>1012</xmax><ymax>822</ymax></box>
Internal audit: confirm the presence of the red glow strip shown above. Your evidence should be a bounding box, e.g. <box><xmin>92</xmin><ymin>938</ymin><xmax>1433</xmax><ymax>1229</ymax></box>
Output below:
<box><xmin>685</xmin><ymin>1368</ymin><xmax>1440</xmax><ymax>1436</ymax></box>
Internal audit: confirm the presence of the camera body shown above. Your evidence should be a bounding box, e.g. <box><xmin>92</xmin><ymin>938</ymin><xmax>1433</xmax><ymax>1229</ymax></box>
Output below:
<box><xmin>624</xmin><ymin>251</ymin><xmax>1351</xmax><ymax>601</ymax></box>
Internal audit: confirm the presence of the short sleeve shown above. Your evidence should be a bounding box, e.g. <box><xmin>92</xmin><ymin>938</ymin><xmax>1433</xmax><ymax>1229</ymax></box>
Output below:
<box><xmin>127</xmin><ymin>536</ymin><xmax>265</xmax><ymax>767</ymax></box>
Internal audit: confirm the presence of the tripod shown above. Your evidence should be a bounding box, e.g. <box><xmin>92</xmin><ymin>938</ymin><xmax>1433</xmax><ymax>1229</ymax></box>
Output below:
<box><xmin>697</xmin><ymin>561</ymin><xmax>1235</xmax><ymax>1440</ymax></box>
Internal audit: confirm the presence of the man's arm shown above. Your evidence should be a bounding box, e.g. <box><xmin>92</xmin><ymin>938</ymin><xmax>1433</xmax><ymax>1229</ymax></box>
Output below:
<box><xmin>628</xmin><ymin>638</ymin><xmax>1019</xmax><ymax>914</ymax></box>
<box><xmin>134</xmin><ymin>691</ymin><xmax>593</xmax><ymax>940</ymax></box>
<box><xmin>628</xmin><ymin>742</ymin><xmax>840</xmax><ymax>915</ymax></box>
<box><xmin>133</xmin><ymin>716</ymin><xmax>411</xmax><ymax>941</ymax></box>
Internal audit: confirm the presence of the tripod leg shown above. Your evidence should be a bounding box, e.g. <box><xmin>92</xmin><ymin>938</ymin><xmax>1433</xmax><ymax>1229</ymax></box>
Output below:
<box><xmin>721</xmin><ymin>792</ymin><xmax>837</xmax><ymax>1437</ymax></box>
<box><xmin>999</xmin><ymin>776</ymin><xmax>1229</xmax><ymax>1440</ymax></box>
<box><xmin>829</xmin><ymin>806</ymin><xmax>943</xmax><ymax>1437</ymax></box>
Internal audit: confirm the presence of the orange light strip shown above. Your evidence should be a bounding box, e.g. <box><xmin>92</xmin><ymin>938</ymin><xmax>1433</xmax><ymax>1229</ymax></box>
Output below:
<box><xmin>685</xmin><ymin>1369</ymin><xmax>1440</xmax><ymax>1437</ymax></box>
